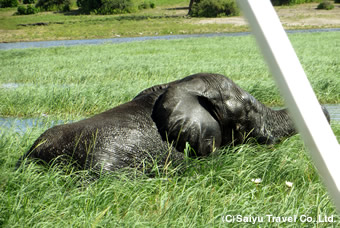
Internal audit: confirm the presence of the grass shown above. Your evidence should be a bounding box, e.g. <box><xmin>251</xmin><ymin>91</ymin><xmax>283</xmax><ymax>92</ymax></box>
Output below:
<box><xmin>0</xmin><ymin>28</ymin><xmax>339</xmax><ymax>227</ymax></box>
<box><xmin>1</xmin><ymin>122</ymin><xmax>340</xmax><ymax>227</ymax></box>
<box><xmin>0</xmin><ymin>0</ymin><xmax>249</xmax><ymax>42</ymax></box>
<box><xmin>1</xmin><ymin>1</ymin><xmax>339</xmax><ymax>43</ymax></box>
<box><xmin>1</xmin><ymin>31</ymin><xmax>339</xmax><ymax>119</ymax></box>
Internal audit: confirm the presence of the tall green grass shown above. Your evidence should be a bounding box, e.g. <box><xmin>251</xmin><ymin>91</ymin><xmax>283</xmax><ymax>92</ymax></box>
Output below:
<box><xmin>1</xmin><ymin>31</ymin><xmax>339</xmax><ymax>119</ymax></box>
<box><xmin>1</xmin><ymin>31</ymin><xmax>340</xmax><ymax>227</ymax></box>
<box><xmin>1</xmin><ymin>123</ymin><xmax>340</xmax><ymax>227</ymax></box>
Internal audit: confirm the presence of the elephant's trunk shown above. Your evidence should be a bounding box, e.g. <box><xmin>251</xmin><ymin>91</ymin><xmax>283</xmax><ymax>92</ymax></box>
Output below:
<box><xmin>247</xmin><ymin>102</ymin><xmax>296</xmax><ymax>144</ymax></box>
<box><xmin>251</xmin><ymin>103</ymin><xmax>330</xmax><ymax>144</ymax></box>
<box><xmin>263</xmin><ymin>107</ymin><xmax>296</xmax><ymax>143</ymax></box>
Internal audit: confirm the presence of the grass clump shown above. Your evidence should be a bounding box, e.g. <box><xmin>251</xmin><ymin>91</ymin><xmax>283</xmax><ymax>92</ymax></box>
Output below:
<box><xmin>77</xmin><ymin>0</ymin><xmax>136</xmax><ymax>14</ymax></box>
<box><xmin>190</xmin><ymin>0</ymin><xmax>239</xmax><ymax>17</ymax></box>
<box><xmin>97</xmin><ymin>0</ymin><xmax>135</xmax><ymax>15</ymax></box>
<box><xmin>317</xmin><ymin>0</ymin><xmax>334</xmax><ymax>10</ymax></box>
<box><xmin>35</xmin><ymin>0</ymin><xmax>71</xmax><ymax>11</ymax></box>
<box><xmin>76</xmin><ymin>0</ymin><xmax>156</xmax><ymax>15</ymax></box>
<box><xmin>16</xmin><ymin>4</ymin><xmax>40</xmax><ymax>15</ymax></box>
<box><xmin>138</xmin><ymin>1</ymin><xmax>155</xmax><ymax>10</ymax></box>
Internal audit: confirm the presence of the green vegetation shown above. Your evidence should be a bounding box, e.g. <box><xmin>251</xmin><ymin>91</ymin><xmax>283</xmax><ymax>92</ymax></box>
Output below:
<box><xmin>0</xmin><ymin>0</ymin><xmax>18</xmax><ymax>8</ymax></box>
<box><xmin>75</xmin><ymin>0</ymin><xmax>155</xmax><ymax>15</ymax></box>
<box><xmin>0</xmin><ymin>14</ymin><xmax>339</xmax><ymax>227</ymax></box>
<box><xmin>77</xmin><ymin>0</ymin><xmax>136</xmax><ymax>14</ymax></box>
<box><xmin>0</xmin><ymin>0</ymin><xmax>249</xmax><ymax>43</ymax></box>
<box><xmin>16</xmin><ymin>4</ymin><xmax>40</xmax><ymax>15</ymax></box>
<box><xmin>1</xmin><ymin>0</ymin><xmax>339</xmax><ymax>43</ymax></box>
<box><xmin>0</xmin><ymin>123</ymin><xmax>339</xmax><ymax>227</ymax></box>
<box><xmin>138</xmin><ymin>1</ymin><xmax>155</xmax><ymax>10</ymax></box>
<box><xmin>23</xmin><ymin>0</ymin><xmax>36</xmax><ymax>4</ymax></box>
<box><xmin>35</xmin><ymin>0</ymin><xmax>71</xmax><ymax>12</ymax></box>
<box><xmin>317</xmin><ymin>0</ymin><xmax>335</xmax><ymax>10</ymax></box>
<box><xmin>189</xmin><ymin>0</ymin><xmax>239</xmax><ymax>17</ymax></box>
<box><xmin>271</xmin><ymin>0</ymin><xmax>322</xmax><ymax>5</ymax></box>
<box><xmin>1</xmin><ymin>31</ymin><xmax>339</xmax><ymax>119</ymax></box>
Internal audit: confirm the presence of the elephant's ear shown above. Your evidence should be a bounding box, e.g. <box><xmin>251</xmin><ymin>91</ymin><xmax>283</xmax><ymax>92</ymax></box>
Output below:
<box><xmin>152</xmin><ymin>85</ymin><xmax>222</xmax><ymax>157</ymax></box>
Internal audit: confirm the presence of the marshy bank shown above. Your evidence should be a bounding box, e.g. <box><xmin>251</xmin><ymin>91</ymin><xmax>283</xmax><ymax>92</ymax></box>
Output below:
<box><xmin>1</xmin><ymin>28</ymin><xmax>340</xmax><ymax>50</ymax></box>
<box><xmin>1</xmin><ymin>1</ymin><xmax>340</xmax><ymax>43</ymax></box>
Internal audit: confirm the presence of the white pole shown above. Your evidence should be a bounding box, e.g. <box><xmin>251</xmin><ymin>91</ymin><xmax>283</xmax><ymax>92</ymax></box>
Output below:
<box><xmin>236</xmin><ymin>0</ymin><xmax>340</xmax><ymax>211</ymax></box>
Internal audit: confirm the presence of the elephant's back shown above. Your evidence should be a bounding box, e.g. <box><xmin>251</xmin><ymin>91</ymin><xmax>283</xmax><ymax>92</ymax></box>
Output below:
<box><xmin>91</xmin><ymin>100</ymin><xmax>177</xmax><ymax>171</ymax></box>
<box><xmin>22</xmin><ymin>94</ymin><xmax>180</xmax><ymax>172</ymax></box>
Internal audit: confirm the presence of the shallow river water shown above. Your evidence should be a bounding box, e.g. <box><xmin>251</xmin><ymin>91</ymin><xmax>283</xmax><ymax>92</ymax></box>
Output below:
<box><xmin>1</xmin><ymin>28</ymin><xmax>339</xmax><ymax>50</ymax></box>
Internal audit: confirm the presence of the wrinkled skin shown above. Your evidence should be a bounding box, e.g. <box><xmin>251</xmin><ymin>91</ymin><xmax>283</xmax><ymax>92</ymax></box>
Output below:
<box><xmin>17</xmin><ymin>73</ymin><xmax>330</xmax><ymax>173</ymax></box>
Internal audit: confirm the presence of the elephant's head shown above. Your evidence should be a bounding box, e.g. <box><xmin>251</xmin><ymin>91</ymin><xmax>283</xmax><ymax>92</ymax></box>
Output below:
<box><xmin>151</xmin><ymin>73</ymin><xmax>331</xmax><ymax>156</ymax></box>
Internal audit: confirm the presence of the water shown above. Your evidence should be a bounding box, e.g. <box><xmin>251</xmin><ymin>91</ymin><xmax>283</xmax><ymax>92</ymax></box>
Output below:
<box><xmin>0</xmin><ymin>83</ymin><xmax>70</xmax><ymax>90</ymax></box>
<box><xmin>326</xmin><ymin>104</ymin><xmax>340</xmax><ymax>122</ymax></box>
<box><xmin>0</xmin><ymin>105</ymin><xmax>339</xmax><ymax>134</ymax></box>
<box><xmin>1</xmin><ymin>28</ymin><xmax>339</xmax><ymax>50</ymax></box>
<box><xmin>1</xmin><ymin>83</ymin><xmax>19</xmax><ymax>89</ymax></box>
<box><xmin>0</xmin><ymin>118</ymin><xmax>67</xmax><ymax>134</ymax></box>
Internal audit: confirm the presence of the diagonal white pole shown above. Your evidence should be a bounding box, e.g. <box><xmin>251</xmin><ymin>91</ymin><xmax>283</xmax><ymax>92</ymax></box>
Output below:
<box><xmin>236</xmin><ymin>0</ymin><xmax>340</xmax><ymax>211</ymax></box>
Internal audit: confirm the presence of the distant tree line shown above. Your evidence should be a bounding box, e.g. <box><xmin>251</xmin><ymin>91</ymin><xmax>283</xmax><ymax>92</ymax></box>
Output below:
<box><xmin>1</xmin><ymin>0</ymin><xmax>337</xmax><ymax>16</ymax></box>
<box><xmin>270</xmin><ymin>0</ymin><xmax>324</xmax><ymax>5</ymax></box>
<box><xmin>0</xmin><ymin>0</ymin><xmax>71</xmax><ymax>14</ymax></box>
<box><xmin>1</xmin><ymin>0</ymin><xmax>155</xmax><ymax>15</ymax></box>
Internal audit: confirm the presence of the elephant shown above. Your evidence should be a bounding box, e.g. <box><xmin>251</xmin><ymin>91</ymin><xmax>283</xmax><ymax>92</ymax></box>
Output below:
<box><xmin>17</xmin><ymin>73</ymin><xmax>330</xmax><ymax>174</ymax></box>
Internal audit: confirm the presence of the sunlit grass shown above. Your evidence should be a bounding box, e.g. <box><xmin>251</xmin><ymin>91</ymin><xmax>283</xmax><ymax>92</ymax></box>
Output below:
<box><xmin>1</xmin><ymin>31</ymin><xmax>339</xmax><ymax>119</ymax></box>
<box><xmin>0</xmin><ymin>0</ymin><xmax>249</xmax><ymax>43</ymax></box>
<box><xmin>0</xmin><ymin>29</ymin><xmax>339</xmax><ymax>227</ymax></box>
<box><xmin>1</xmin><ymin>123</ymin><xmax>340</xmax><ymax>227</ymax></box>
<box><xmin>2</xmin><ymin>1</ymin><xmax>339</xmax><ymax>43</ymax></box>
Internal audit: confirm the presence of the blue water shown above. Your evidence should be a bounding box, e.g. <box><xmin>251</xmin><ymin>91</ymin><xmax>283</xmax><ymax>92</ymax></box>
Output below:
<box><xmin>0</xmin><ymin>118</ymin><xmax>68</xmax><ymax>134</ymax></box>
<box><xmin>326</xmin><ymin>104</ymin><xmax>340</xmax><ymax>122</ymax></box>
<box><xmin>0</xmin><ymin>83</ymin><xmax>70</xmax><ymax>90</ymax></box>
<box><xmin>1</xmin><ymin>28</ymin><xmax>339</xmax><ymax>50</ymax></box>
